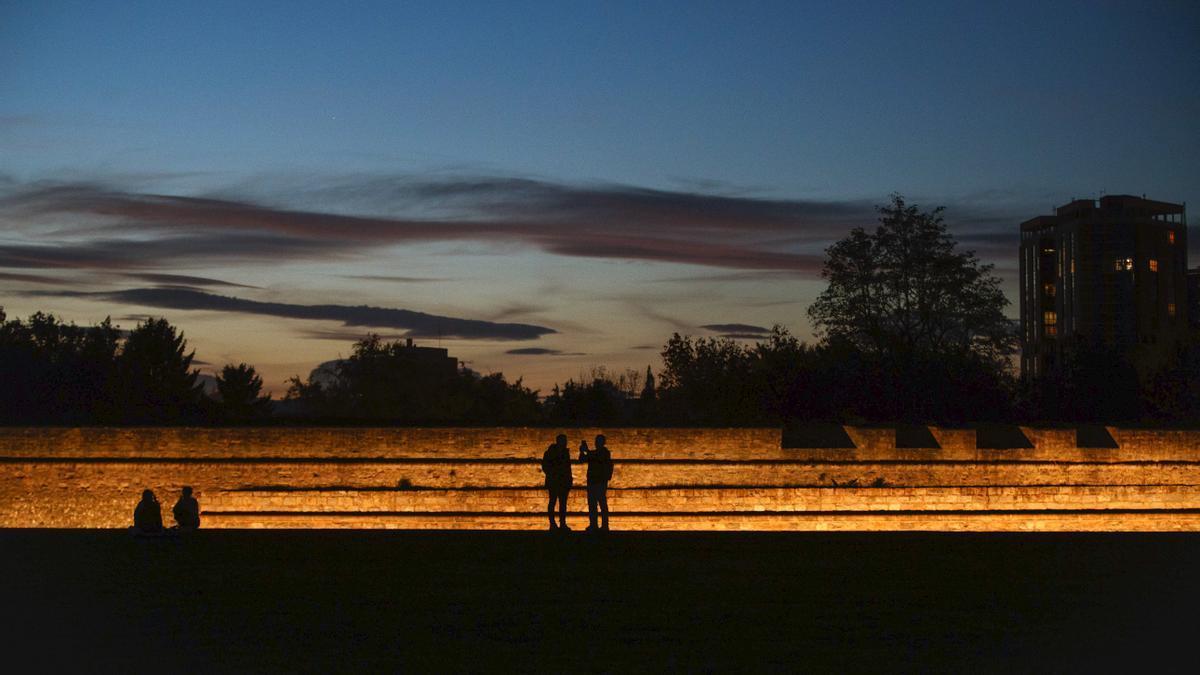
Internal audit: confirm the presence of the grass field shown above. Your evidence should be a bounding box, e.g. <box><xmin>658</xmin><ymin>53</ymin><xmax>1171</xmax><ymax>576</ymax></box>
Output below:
<box><xmin>2</xmin><ymin>530</ymin><xmax>1196</xmax><ymax>672</ymax></box>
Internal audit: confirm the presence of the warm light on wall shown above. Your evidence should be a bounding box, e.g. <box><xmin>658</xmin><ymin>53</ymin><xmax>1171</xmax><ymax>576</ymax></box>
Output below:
<box><xmin>3</xmin><ymin>428</ymin><xmax>1200</xmax><ymax>532</ymax></box>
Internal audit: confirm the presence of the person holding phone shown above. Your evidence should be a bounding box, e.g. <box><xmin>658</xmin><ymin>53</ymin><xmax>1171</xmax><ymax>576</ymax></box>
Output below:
<box><xmin>579</xmin><ymin>434</ymin><xmax>614</xmax><ymax>532</ymax></box>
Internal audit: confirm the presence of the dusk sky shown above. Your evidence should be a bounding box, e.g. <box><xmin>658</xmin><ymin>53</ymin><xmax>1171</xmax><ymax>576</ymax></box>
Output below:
<box><xmin>2</xmin><ymin>0</ymin><xmax>1198</xmax><ymax>393</ymax></box>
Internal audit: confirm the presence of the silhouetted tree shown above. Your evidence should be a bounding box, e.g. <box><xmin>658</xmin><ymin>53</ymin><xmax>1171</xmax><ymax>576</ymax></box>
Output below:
<box><xmin>658</xmin><ymin>334</ymin><xmax>761</xmax><ymax>424</ymax></box>
<box><xmin>1017</xmin><ymin>336</ymin><xmax>1141</xmax><ymax>423</ymax></box>
<box><xmin>459</xmin><ymin>371</ymin><xmax>542</xmax><ymax>425</ymax></box>
<box><xmin>543</xmin><ymin>366</ymin><xmax>643</xmax><ymax>425</ymax></box>
<box><xmin>284</xmin><ymin>334</ymin><xmax>540</xmax><ymax>424</ymax></box>
<box><xmin>748</xmin><ymin>326</ymin><xmax>833</xmax><ymax>423</ymax></box>
<box><xmin>1143</xmin><ymin>343</ymin><xmax>1200</xmax><ymax>423</ymax></box>
<box><xmin>215</xmin><ymin>363</ymin><xmax>272</xmax><ymax>421</ymax></box>
<box><xmin>0</xmin><ymin>309</ymin><xmax>123</xmax><ymax>424</ymax></box>
<box><xmin>117</xmin><ymin>318</ymin><xmax>203</xmax><ymax>423</ymax></box>
<box><xmin>806</xmin><ymin>194</ymin><xmax>1017</xmax><ymax>422</ymax></box>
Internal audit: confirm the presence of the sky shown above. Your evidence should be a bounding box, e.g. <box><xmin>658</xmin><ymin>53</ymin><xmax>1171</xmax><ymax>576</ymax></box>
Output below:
<box><xmin>1</xmin><ymin>0</ymin><xmax>1198</xmax><ymax>393</ymax></box>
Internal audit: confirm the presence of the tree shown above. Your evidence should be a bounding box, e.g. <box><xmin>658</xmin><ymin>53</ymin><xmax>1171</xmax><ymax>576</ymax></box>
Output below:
<box><xmin>657</xmin><ymin>334</ymin><xmax>760</xmax><ymax>424</ymax></box>
<box><xmin>806</xmin><ymin>194</ymin><xmax>1017</xmax><ymax>422</ymax></box>
<box><xmin>0</xmin><ymin>310</ymin><xmax>123</xmax><ymax>424</ymax></box>
<box><xmin>543</xmin><ymin>366</ymin><xmax>644</xmax><ymax>425</ymax></box>
<box><xmin>216</xmin><ymin>363</ymin><xmax>272</xmax><ymax>421</ymax></box>
<box><xmin>118</xmin><ymin>317</ymin><xmax>203</xmax><ymax>422</ymax></box>
<box><xmin>284</xmin><ymin>334</ymin><xmax>541</xmax><ymax>424</ymax></box>
<box><xmin>809</xmin><ymin>194</ymin><xmax>1015</xmax><ymax>362</ymax></box>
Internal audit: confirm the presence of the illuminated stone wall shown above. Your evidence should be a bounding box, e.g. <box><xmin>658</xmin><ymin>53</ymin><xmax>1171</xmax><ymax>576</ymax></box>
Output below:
<box><xmin>1</xmin><ymin>426</ymin><xmax>1199</xmax><ymax>530</ymax></box>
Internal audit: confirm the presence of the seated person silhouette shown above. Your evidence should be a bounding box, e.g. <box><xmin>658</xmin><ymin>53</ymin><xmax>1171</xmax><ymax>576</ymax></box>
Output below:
<box><xmin>541</xmin><ymin>434</ymin><xmax>573</xmax><ymax>531</ymax></box>
<box><xmin>579</xmin><ymin>435</ymin><xmax>614</xmax><ymax>532</ymax></box>
<box><xmin>173</xmin><ymin>486</ymin><xmax>200</xmax><ymax>530</ymax></box>
<box><xmin>133</xmin><ymin>489</ymin><xmax>164</xmax><ymax>535</ymax></box>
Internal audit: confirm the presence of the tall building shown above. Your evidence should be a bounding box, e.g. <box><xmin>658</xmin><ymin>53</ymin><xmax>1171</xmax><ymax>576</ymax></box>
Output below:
<box><xmin>1188</xmin><ymin>267</ymin><xmax>1200</xmax><ymax>333</ymax></box>
<box><xmin>1019</xmin><ymin>195</ymin><xmax>1188</xmax><ymax>378</ymax></box>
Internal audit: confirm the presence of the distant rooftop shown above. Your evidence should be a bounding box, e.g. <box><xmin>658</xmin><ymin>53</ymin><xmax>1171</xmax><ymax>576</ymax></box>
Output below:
<box><xmin>1022</xmin><ymin>194</ymin><xmax>1185</xmax><ymax>231</ymax></box>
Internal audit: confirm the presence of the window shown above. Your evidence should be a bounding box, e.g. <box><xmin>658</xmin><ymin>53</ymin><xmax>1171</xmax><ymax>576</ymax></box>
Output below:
<box><xmin>1168</xmin><ymin>230</ymin><xmax>1176</xmax><ymax>245</ymax></box>
<box><xmin>1046</xmin><ymin>326</ymin><xmax>1058</xmax><ymax>337</ymax></box>
<box><xmin>1168</xmin><ymin>303</ymin><xmax>1177</xmax><ymax>318</ymax></box>
<box><xmin>1043</xmin><ymin>311</ymin><xmax>1057</xmax><ymax>326</ymax></box>
<box><xmin>1043</xmin><ymin>283</ymin><xmax>1056</xmax><ymax>297</ymax></box>
<box><xmin>1114</xmin><ymin>258</ymin><xmax>1133</xmax><ymax>271</ymax></box>
<box><xmin>1149</xmin><ymin>259</ymin><xmax>1159</xmax><ymax>272</ymax></box>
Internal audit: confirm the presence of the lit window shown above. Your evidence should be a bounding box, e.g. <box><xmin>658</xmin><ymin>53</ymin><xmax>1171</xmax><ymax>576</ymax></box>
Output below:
<box><xmin>1043</xmin><ymin>283</ymin><xmax>1056</xmax><ymax>296</ymax></box>
<box><xmin>1149</xmin><ymin>259</ymin><xmax>1158</xmax><ymax>272</ymax></box>
<box><xmin>1168</xmin><ymin>230</ymin><xmax>1176</xmax><ymax>245</ymax></box>
<box><xmin>1114</xmin><ymin>258</ymin><xmax>1133</xmax><ymax>271</ymax></box>
<box><xmin>1046</xmin><ymin>325</ymin><xmax>1058</xmax><ymax>337</ymax></box>
<box><xmin>1168</xmin><ymin>303</ymin><xmax>1176</xmax><ymax>318</ymax></box>
<box><xmin>1043</xmin><ymin>311</ymin><xmax>1057</xmax><ymax>326</ymax></box>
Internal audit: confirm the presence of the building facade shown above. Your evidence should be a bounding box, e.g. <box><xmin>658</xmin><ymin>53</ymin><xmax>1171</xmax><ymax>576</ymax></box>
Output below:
<box><xmin>1188</xmin><ymin>267</ymin><xmax>1200</xmax><ymax>334</ymax></box>
<box><xmin>1019</xmin><ymin>195</ymin><xmax>1188</xmax><ymax>378</ymax></box>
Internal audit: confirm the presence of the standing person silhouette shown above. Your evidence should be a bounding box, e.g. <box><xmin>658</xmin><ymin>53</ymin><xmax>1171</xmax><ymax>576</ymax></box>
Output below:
<box><xmin>541</xmin><ymin>434</ymin><xmax>573</xmax><ymax>531</ymax></box>
<box><xmin>173</xmin><ymin>486</ymin><xmax>200</xmax><ymax>530</ymax></box>
<box><xmin>580</xmin><ymin>435</ymin><xmax>614</xmax><ymax>532</ymax></box>
<box><xmin>133</xmin><ymin>489</ymin><xmax>164</xmax><ymax>534</ymax></box>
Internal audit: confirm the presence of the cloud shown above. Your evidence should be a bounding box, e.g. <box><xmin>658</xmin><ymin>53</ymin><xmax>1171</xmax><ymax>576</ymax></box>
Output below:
<box><xmin>488</xmin><ymin>303</ymin><xmax>551</xmax><ymax>322</ymax></box>
<box><xmin>339</xmin><ymin>275</ymin><xmax>449</xmax><ymax>283</ymax></box>
<box><xmin>0</xmin><ymin>234</ymin><xmax>338</xmax><ymax>269</ymax></box>
<box><xmin>0</xmin><ymin>271</ymin><xmax>68</xmax><ymax>284</ymax></box>
<box><xmin>29</xmin><ymin>287</ymin><xmax>556</xmax><ymax>341</ymax></box>
<box><xmin>299</xmin><ymin>329</ymin><xmax>412</xmax><ymax>342</ymax></box>
<box><xmin>715</xmin><ymin>333</ymin><xmax>771</xmax><ymax>340</ymax></box>
<box><xmin>505</xmin><ymin>347</ymin><xmax>586</xmax><ymax>356</ymax></box>
<box><xmin>0</xmin><ymin>178</ymin><xmax>869</xmax><ymax>275</ymax></box>
<box><xmin>652</xmin><ymin>270</ymin><xmax>807</xmax><ymax>283</ymax></box>
<box><xmin>701</xmin><ymin>323</ymin><xmax>771</xmax><ymax>334</ymax></box>
<box><xmin>0</xmin><ymin>175</ymin><xmax>1025</xmax><ymax>277</ymax></box>
<box><xmin>120</xmin><ymin>272</ymin><xmax>258</xmax><ymax>288</ymax></box>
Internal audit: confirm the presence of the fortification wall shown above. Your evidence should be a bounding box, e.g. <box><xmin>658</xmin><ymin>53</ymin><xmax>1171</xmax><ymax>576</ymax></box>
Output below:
<box><xmin>2</xmin><ymin>426</ymin><xmax>1199</xmax><ymax>530</ymax></box>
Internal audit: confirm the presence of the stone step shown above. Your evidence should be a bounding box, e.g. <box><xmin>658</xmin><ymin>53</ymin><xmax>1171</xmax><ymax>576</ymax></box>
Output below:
<box><xmin>7</xmin><ymin>461</ymin><xmax>1200</xmax><ymax>492</ymax></box>
<box><xmin>201</xmin><ymin>510</ymin><xmax>1200</xmax><ymax>532</ymax></box>
<box><xmin>206</xmin><ymin>485</ymin><xmax>1200</xmax><ymax>514</ymax></box>
<box><xmin>4</xmin><ymin>427</ymin><xmax>1199</xmax><ymax>461</ymax></box>
<box><xmin>0</xmin><ymin>427</ymin><xmax>782</xmax><ymax>460</ymax></box>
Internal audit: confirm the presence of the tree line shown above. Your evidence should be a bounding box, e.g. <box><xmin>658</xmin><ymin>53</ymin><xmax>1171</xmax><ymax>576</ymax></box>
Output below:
<box><xmin>3</xmin><ymin>195</ymin><xmax>1196</xmax><ymax>426</ymax></box>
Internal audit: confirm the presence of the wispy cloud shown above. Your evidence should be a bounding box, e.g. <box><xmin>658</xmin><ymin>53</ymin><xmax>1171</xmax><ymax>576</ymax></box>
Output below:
<box><xmin>120</xmin><ymin>272</ymin><xmax>258</xmax><ymax>288</ymax></box>
<box><xmin>0</xmin><ymin>270</ymin><xmax>68</xmax><ymax>284</ymax></box>
<box><xmin>507</xmin><ymin>347</ymin><xmax>568</xmax><ymax>356</ymax></box>
<box><xmin>339</xmin><ymin>275</ymin><xmax>449</xmax><ymax>283</ymax></box>
<box><xmin>0</xmin><ymin>234</ymin><xmax>338</xmax><ymax>269</ymax></box>
<box><xmin>28</xmin><ymin>287</ymin><xmax>556</xmax><ymax>341</ymax></box>
<box><xmin>0</xmin><ymin>177</ymin><xmax>884</xmax><ymax>275</ymax></box>
<box><xmin>298</xmin><ymin>328</ymin><xmax>413</xmax><ymax>342</ymax></box>
<box><xmin>701</xmin><ymin>323</ymin><xmax>771</xmax><ymax>334</ymax></box>
<box><xmin>0</xmin><ymin>175</ymin><xmax>1027</xmax><ymax>281</ymax></box>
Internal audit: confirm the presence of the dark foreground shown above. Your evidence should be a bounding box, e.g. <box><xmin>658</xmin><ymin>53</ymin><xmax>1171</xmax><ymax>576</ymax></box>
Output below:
<box><xmin>2</xmin><ymin>531</ymin><xmax>1197</xmax><ymax>672</ymax></box>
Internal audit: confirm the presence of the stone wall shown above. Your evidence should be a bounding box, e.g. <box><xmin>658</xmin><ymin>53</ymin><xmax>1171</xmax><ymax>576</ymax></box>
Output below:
<box><xmin>2</xmin><ymin>426</ymin><xmax>1199</xmax><ymax>530</ymax></box>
